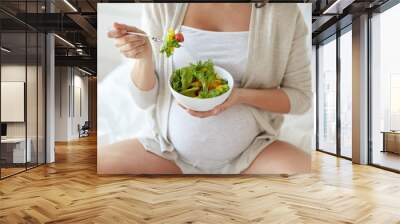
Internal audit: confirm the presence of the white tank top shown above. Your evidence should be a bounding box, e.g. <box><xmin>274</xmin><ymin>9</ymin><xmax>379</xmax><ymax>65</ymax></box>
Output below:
<box><xmin>168</xmin><ymin>25</ymin><xmax>261</xmax><ymax>169</ymax></box>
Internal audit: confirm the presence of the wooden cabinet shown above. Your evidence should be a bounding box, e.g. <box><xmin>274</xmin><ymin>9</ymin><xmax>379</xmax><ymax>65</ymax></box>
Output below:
<box><xmin>382</xmin><ymin>131</ymin><xmax>400</xmax><ymax>154</ymax></box>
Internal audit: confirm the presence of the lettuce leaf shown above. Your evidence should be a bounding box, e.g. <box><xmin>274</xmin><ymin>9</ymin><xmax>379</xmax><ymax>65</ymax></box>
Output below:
<box><xmin>170</xmin><ymin>60</ymin><xmax>229</xmax><ymax>98</ymax></box>
<box><xmin>180</xmin><ymin>67</ymin><xmax>193</xmax><ymax>91</ymax></box>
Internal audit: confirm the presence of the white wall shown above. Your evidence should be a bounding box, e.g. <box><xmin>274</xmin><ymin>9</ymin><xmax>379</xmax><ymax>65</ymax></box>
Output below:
<box><xmin>72</xmin><ymin>74</ymin><xmax>89</xmax><ymax>138</ymax></box>
<box><xmin>54</xmin><ymin>67</ymin><xmax>89</xmax><ymax>141</ymax></box>
<box><xmin>55</xmin><ymin>66</ymin><xmax>69</xmax><ymax>141</ymax></box>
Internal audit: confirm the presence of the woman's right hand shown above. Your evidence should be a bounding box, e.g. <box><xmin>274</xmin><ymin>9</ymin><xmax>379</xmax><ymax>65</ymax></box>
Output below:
<box><xmin>108</xmin><ymin>22</ymin><xmax>152</xmax><ymax>60</ymax></box>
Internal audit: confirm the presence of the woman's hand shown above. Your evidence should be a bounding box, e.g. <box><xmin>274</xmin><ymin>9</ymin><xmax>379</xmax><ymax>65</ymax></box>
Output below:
<box><xmin>108</xmin><ymin>22</ymin><xmax>152</xmax><ymax>59</ymax></box>
<box><xmin>179</xmin><ymin>88</ymin><xmax>242</xmax><ymax>118</ymax></box>
<box><xmin>108</xmin><ymin>22</ymin><xmax>157</xmax><ymax>93</ymax></box>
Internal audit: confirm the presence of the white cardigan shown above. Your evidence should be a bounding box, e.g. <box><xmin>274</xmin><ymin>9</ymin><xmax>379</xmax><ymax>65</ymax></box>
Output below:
<box><xmin>129</xmin><ymin>3</ymin><xmax>312</xmax><ymax>173</ymax></box>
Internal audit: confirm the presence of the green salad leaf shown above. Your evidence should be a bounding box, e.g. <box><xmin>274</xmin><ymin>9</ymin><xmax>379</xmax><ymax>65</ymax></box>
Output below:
<box><xmin>170</xmin><ymin>60</ymin><xmax>230</xmax><ymax>98</ymax></box>
<box><xmin>160</xmin><ymin>39</ymin><xmax>180</xmax><ymax>57</ymax></box>
<box><xmin>160</xmin><ymin>28</ymin><xmax>184</xmax><ymax>58</ymax></box>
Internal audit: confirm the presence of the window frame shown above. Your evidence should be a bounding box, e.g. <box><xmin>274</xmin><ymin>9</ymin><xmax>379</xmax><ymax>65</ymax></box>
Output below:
<box><xmin>315</xmin><ymin>24</ymin><xmax>353</xmax><ymax>161</ymax></box>
<box><xmin>367</xmin><ymin>0</ymin><xmax>400</xmax><ymax>173</ymax></box>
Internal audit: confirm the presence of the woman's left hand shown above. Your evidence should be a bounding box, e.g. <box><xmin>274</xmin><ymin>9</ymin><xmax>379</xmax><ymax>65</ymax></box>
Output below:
<box><xmin>179</xmin><ymin>88</ymin><xmax>242</xmax><ymax>118</ymax></box>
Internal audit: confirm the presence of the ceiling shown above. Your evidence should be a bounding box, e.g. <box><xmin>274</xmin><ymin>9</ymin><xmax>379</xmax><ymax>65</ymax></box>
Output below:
<box><xmin>0</xmin><ymin>0</ymin><xmax>394</xmax><ymax>75</ymax></box>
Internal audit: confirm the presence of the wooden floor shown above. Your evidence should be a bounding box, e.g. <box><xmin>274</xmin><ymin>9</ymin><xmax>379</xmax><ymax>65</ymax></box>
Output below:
<box><xmin>1</xmin><ymin>135</ymin><xmax>400</xmax><ymax>224</ymax></box>
<box><xmin>1</xmin><ymin>163</ymin><xmax>45</xmax><ymax>178</ymax></box>
<box><xmin>1</xmin><ymin>167</ymin><xmax>26</xmax><ymax>178</ymax></box>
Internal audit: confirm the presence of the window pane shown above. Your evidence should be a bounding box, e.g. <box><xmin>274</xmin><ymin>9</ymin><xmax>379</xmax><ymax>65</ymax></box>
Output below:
<box><xmin>371</xmin><ymin>3</ymin><xmax>400</xmax><ymax>171</ymax></box>
<box><xmin>318</xmin><ymin>37</ymin><xmax>337</xmax><ymax>154</ymax></box>
<box><xmin>0</xmin><ymin>1</ymin><xmax>46</xmax><ymax>178</ymax></box>
<box><xmin>1</xmin><ymin>31</ymin><xmax>28</xmax><ymax>177</ymax></box>
<box><xmin>340</xmin><ymin>29</ymin><xmax>352</xmax><ymax>158</ymax></box>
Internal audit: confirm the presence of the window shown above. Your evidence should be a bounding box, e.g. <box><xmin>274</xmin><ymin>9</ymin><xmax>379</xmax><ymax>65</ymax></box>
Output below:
<box><xmin>340</xmin><ymin>29</ymin><xmax>352</xmax><ymax>158</ymax></box>
<box><xmin>0</xmin><ymin>1</ymin><xmax>47</xmax><ymax>179</ymax></box>
<box><xmin>390</xmin><ymin>75</ymin><xmax>400</xmax><ymax>130</ymax></box>
<box><xmin>318</xmin><ymin>37</ymin><xmax>337</xmax><ymax>154</ymax></box>
<box><xmin>1</xmin><ymin>31</ymin><xmax>28</xmax><ymax>177</ymax></box>
<box><xmin>371</xmin><ymin>2</ymin><xmax>400</xmax><ymax>171</ymax></box>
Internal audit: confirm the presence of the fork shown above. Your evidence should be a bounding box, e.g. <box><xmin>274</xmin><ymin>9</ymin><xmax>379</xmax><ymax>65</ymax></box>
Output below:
<box><xmin>126</xmin><ymin>32</ymin><xmax>163</xmax><ymax>43</ymax></box>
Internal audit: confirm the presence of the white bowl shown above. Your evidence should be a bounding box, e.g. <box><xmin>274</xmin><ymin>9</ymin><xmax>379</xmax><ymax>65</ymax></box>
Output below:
<box><xmin>169</xmin><ymin>66</ymin><xmax>234</xmax><ymax>112</ymax></box>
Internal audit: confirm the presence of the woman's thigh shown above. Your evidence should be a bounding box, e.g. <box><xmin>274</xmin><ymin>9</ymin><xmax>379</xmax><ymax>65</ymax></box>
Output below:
<box><xmin>243</xmin><ymin>140</ymin><xmax>311</xmax><ymax>174</ymax></box>
<box><xmin>97</xmin><ymin>138</ymin><xmax>182</xmax><ymax>174</ymax></box>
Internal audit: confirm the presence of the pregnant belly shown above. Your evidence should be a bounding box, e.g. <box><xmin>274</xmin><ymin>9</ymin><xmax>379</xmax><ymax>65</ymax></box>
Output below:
<box><xmin>168</xmin><ymin>99</ymin><xmax>261</xmax><ymax>168</ymax></box>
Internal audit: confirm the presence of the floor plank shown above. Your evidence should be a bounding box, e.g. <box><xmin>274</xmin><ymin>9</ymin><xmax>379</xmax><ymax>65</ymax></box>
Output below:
<box><xmin>0</xmin><ymin>135</ymin><xmax>400</xmax><ymax>223</ymax></box>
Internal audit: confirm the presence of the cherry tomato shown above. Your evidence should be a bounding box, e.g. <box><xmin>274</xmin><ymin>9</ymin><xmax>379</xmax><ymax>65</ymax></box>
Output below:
<box><xmin>175</xmin><ymin>32</ymin><xmax>184</xmax><ymax>42</ymax></box>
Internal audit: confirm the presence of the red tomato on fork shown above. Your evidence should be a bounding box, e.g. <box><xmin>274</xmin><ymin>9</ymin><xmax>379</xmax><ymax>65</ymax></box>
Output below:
<box><xmin>175</xmin><ymin>32</ymin><xmax>184</xmax><ymax>42</ymax></box>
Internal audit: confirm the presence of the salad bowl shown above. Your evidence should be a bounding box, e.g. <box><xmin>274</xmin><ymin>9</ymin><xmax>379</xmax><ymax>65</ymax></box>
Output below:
<box><xmin>169</xmin><ymin>65</ymin><xmax>234</xmax><ymax>112</ymax></box>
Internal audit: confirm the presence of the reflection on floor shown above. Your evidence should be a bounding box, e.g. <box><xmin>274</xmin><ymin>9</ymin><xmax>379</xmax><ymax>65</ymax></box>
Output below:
<box><xmin>373</xmin><ymin>150</ymin><xmax>400</xmax><ymax>171</ymax></box>
<box><xmin>0</xmin><ymin>167</ymin><xmax>25</xmax><ymax>177</ymax></box>
<box><xmin>0</xmin><ymin>162</ymin><xmax>43</xmax><ymax>178</ymax></box>
<box><xmin>0</xmin><ymin>135</ymin><xmax>400</xmax><ymax>223</ymax></box>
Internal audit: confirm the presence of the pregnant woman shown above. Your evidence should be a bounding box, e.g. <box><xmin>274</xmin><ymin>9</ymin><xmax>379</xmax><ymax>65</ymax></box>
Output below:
<box><xmin>99</xmin><ymin>3</ymin><xmax>312</xmax><ymax>174</ymax></box>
